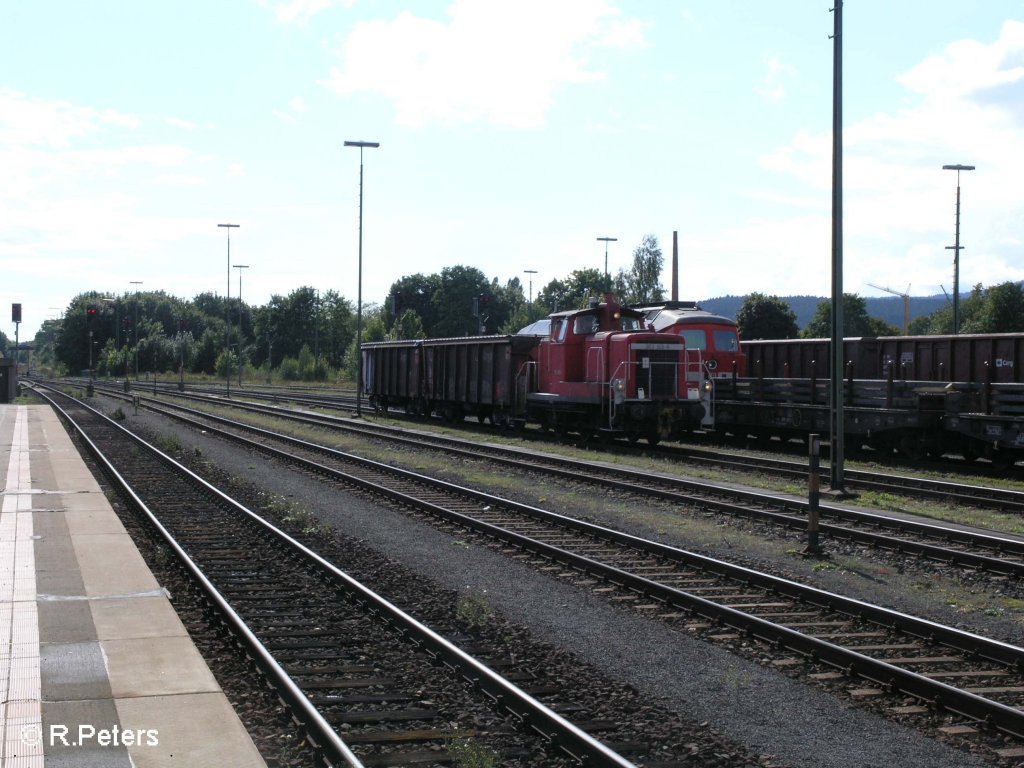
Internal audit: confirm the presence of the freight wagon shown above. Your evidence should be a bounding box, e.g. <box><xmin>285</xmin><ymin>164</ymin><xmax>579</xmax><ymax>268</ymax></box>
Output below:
<box><xmin>362</xmin><ymin>294</ymin><xmax>713</xmax><ymax>444</ymax></box>
<box><xmin>742</xmin><ymin>333</ymin><xmax>1024</xmax><ymax>384</ymax></box>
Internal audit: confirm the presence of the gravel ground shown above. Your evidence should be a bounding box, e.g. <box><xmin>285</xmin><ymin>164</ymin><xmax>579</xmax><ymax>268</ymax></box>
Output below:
<box><xmin>115</xmin><ymin>401</ymin><xmax>1001</xmax><ymax>768</ymax></box>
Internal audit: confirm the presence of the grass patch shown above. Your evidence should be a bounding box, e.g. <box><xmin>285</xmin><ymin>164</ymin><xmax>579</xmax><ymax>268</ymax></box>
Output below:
<box><xmin>455</xmin><ymin>592</ymin><xmax>492</xmax><ymax>631</ymax></box>
<box><xmin>262</xmin><ymin>494</ymin><xmax>331</xmax><ymax>538</ymax></box>
<box><xmin>447</xmin><ymin>737</ymin><xmax>499</xmax><ymax>768</ymax></box>
<box><xmin>154</xmin><ymin>432</ymin><xmax>182</xmax><ymax>454</ymax></box>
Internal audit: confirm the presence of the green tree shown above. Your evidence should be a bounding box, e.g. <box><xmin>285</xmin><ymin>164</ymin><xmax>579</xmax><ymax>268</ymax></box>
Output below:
<box><xmin>867</xmin><ymin>316</ymin><xmax>900</xmax><ymax>336</ymax></box>
<box><xmin>911</xmin><ymin>283</ymin><xmax>985</xmax><ymax>335</ymax></box>
<box><xmin>345</xmin><ymin>308</ymin><xmax>387</xmax><ymax>380</ymax></box>
<box><xmin>619</xmin><ymin>233</ymin><xmax>664</xmax><ymax>304</ymax></box>
<box><xmin>386</xmin><ymin>273</ymin><xmax>441</xmax><ymax>333</ymax></box>
<box><xmin>430</xmin><ymin>265</ymin><xmax>491</xmax><ymax>337</ymax></box>
<box><xmin>736</xmin><ymin>293</ymin><xmax>799</xmax><ymax>340</ymax></box>
<box><xmin>317</xmin><ymin>290</ymin><xmax>355</xmax><ymax>369</ymax></box>
<box><xmin>390</xmin><ymin>310</ymin><xmax>426</xmax><ymax>340</ymax></box>
<box><xmin>801</xmin><ymin>294</ymin><xmax>876</xmax><ymax>338</ymax></box>
<box><xmin>537</xmin><ymin>268</ymin><xmax>609</xmax><ymax>314</ymax></box>
<box><xmin>907</xmin><ymin>313</ymin><xmax>933</xmax><ymax>335</ymax></box>
<box><xmin>257</xmin><ymin>287</ymin><xmax>320</xmax><ymax>367</ymax></box>
<box><xmin>968</xmin><ymin>281</ymin><xmax>1024</xmax><ymax>333</ymax></box>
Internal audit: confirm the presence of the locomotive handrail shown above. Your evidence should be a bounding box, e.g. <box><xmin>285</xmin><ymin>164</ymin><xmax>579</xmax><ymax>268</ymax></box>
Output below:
<box><xmin>586</xmin><ymin>345</ymin><xmax>605</xmax><ymax>385</ymax></box>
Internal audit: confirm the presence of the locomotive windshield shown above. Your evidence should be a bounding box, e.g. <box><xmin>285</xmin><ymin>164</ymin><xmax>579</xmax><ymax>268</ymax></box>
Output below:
<box><xmin>714</xmin><ymin>330</ymin><xmax>740</xmax><ymax>351</ymax></box>
<box><xmin>679</xmin><ymin>328</ymin><xmax>740</xmax><ymax>352</ymax></box>
<box><xmin>679</xmin><ymin>329</ymin><xmax>707</xmax><ymax>350</ymax></box>
<box><xmin>574</xmin><ymin>315</ymin><xmax>599</xmax><ymax>335</ymax></box>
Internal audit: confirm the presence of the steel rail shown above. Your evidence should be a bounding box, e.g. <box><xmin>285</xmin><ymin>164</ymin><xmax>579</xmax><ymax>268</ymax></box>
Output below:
<box><xmin>76</xmin><ymin>377</ymin><xmax>1024</xmax><ymax>510</ymax></box>
<box><xmin>32</xmin><ymin>385</ymin><xmax>639</xmax><ymax>768</ymax></box>
<box><xmin>83</xmin><ymin>393</ymin><xmax>1024</xmax><ymax>738</ymax></box>
<box><xmin>99</xmin><ymin>387</ymin><xmax>1024</xmax><ymax>577</ymax></box>
<box><xmin>32</xmin><ymin>387</ymin><xmax>367</xmax><ymax>768</ymax></box>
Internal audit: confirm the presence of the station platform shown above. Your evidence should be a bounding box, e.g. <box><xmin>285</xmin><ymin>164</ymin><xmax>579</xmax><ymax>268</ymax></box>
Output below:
<box><xmin>0</xmin><ymin>405</ymin><xmax>265</xmax><ymax>767</ymax></box>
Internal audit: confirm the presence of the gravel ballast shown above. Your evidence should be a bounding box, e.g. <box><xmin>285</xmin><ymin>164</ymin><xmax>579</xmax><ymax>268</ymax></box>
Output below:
<box><xmin>115</xmin><ymin>401</ymin><xmax>997</xmax><ymax>768</ymax></box>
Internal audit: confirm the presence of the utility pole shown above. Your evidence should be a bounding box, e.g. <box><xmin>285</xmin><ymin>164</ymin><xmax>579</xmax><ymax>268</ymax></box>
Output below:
<box><xmin>942</xmin><ymin>164</ymin><xmax>975</xmax><ymax>334</ymax></box>
<box><xmin>597</xmin><ymin>237</ymin><xmax>617</xmax><ymax>283</ymax></box>
<box><xmin>829</xmin><ymin>1</ymin><xmax>845</xmax><ymax>494</ymax></box>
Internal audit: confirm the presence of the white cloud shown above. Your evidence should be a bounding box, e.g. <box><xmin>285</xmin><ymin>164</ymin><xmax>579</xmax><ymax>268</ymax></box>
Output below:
<box><xmin>273</xmin><ymin>95</ymin><xmax>308</xmax><ymax>123</ymax></box>
<box><xmin>755</xmin><ymin>56</ymin><xmax>797</xmax><ymax>104</ymax></box>
<box><xmin>323</xmin><ymin>0</ymin><xmax>645</xmax><ymax>128</ymax></box>
<box><xmin>751</xmin><ymin>20</ymin><xmax>1024</xmax><ymax>298</ymax></box>
<box><xmin>898</xmin><ymin>19</ymin><xmax>1024</xmax><ymax>102</ymax></box>
<box><xmin>0</xmin><ymin>88</ymin><xmax>139</xmax><ymax>149</ymax></box>
<box><xmin>269</xmin><ymin>0</ymin><xmax>334</xmax><ymax>26</ymax></box>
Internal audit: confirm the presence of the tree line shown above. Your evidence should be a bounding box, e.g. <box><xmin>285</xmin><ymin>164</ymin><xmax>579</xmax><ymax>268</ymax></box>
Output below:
<box><xmin>10</xmin><ymin>232</ymin><xmax>1023</xmax><ymax>380</ymax></box>
<box><xmin>735</xmin><ymin>281</ymin><xmax>1024</xmax><ymax>340</ymax></box>
<box><xmin>18</xmin><ymin>235</ymin><xmax>670</xmax><ymax>381</ymax></box>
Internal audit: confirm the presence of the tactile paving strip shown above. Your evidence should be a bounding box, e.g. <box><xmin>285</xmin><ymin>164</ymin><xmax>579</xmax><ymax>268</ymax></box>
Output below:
<box><xmin>0</xmin><ymin>408</ymin><xmax>42</xmax><ymax>767</ymax></box>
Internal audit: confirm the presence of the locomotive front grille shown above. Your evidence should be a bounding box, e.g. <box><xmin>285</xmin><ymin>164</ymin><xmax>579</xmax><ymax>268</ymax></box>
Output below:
<box><xmin>635</xmin><ymin>347</ymin><xmax>679</xmax><ymax>398</ymax></box>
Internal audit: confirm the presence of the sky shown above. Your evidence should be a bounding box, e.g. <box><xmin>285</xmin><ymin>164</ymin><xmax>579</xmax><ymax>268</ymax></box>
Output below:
<box><xmin>3</xmin><ymin>1</ymin><xmax>1024</xmax><ymax>341</ymax></box>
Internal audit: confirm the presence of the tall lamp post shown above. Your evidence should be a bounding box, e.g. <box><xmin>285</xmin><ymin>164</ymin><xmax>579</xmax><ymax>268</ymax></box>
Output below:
<box><xmin>130</xmin><ymin>281</ymin><xmax>143</xmax><ymax>381</ymax></box>
<box><xmin>597</xmin><ymin>237</ymin><xmax>617</xmax><ymax>284</ymax></box>
<box><xmin>523</xmin><ymin>270</ymin><xmax>538</xmax><ymax>303</ymax></box>
<box><xmin>344</xmin><ymin>140</ymin><xmax>380</xmax><ymax>418</ymax></box>
<box><xmin>942</xmin><ymin>164</ymin><xmax>975</xmax><ymax>335</ymax></box>
<box><xmin>234</xmin><ymin>264</ymin><xmax>249</xmax><ymax>386</ymax></box>
<box><xmin>218</xmin><ymin>223</ymin><xmax>240</xmax><ymax>395</ymax></box>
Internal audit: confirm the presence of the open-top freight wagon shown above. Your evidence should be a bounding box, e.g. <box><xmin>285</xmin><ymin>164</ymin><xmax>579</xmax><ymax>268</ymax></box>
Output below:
<box><xmin>729</xmin><ymin>333</ymin><xmax>1024</xmax><ymax>461</ymax></box>
<box><xmin>362</xmin><ymin>294</ymin><xmax>713</xmax><ymax>444</ymax></box>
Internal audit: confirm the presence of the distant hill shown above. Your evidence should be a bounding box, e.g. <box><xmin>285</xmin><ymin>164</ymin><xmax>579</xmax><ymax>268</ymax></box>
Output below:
<box><xmin>697</xmin><ymin>294</ymin><xmax>950</xmax><ymax>332</ymax></box>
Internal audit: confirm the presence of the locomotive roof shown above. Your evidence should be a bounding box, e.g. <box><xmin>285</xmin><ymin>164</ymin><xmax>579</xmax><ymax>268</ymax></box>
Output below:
<box><xmin>547</xmin><ymin>303</ymin><xmax>645</xmax><ymax>320</ymax></box>
<box><xmin>635</xmin><ymin>303</ymin><xmax>738</xmax><ymax>331</ymax></box>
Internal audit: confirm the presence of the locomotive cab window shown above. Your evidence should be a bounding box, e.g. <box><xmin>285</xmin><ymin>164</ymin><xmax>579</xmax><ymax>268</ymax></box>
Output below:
<box><xmin>619</xmin><ymin>317</ymin><xmax>642</xmax><ymax>331</ymax></box>
<box><xmin>713</xmin><ymin>330</ymin><xmax>740</xmax><ymax>351</ymax></box>
<box><xmin>574</xmin><ymin>315</ymin><xmax>598</xmax><ymax>335</ymax></box>
<box><xmin>679</xmin><ymin>329</ymin><xmax>707</xmax><ymax>351</ymax></box>
<box><xmin>552</xmin><ymin>318</ymin><xmax>568</xmax><ymax>342</ymax></box>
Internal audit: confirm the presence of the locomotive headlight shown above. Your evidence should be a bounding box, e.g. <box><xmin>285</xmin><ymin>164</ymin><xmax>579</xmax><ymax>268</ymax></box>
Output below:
<box><xmin>703</xmin><ymin>379</ymin><xmax>713</xmax><ymax>393</ymax></box>
<box><xmin>612</xmin><ymin>378</ymin><xmax>626</xmax><ymax>404</ymax></box>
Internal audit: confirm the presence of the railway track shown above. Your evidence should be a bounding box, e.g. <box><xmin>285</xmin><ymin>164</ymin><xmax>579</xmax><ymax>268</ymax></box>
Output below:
<box><xmin>46</xmin><ymin>383</ymin><xmax>1024</xmax><ymax>746</ymax></box>
<box><xmin>78</xmin><ymin>381</ymin><xmax>1024</xmax><ymax>579</ymax></box>
<box><xmin>71</xmin><ymin>376</ymin><xmax>1024</xmax><ymax>484</ymax></box>
<box><xmin>33</xmin><ymin>386</ymin><xmax>658</xmax><ymax>768</ymax></box>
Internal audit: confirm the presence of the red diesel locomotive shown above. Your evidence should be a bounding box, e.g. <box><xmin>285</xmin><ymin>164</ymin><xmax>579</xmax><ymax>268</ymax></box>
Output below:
<box><xmin>635</xmin><ymin>302</ymin><xmax>747</xmax><ymax>378</ymax></box>
<box><xmin>362</xmin><ymin>294</ymin><xmax>713</xmax><ymax>444</ymax></box>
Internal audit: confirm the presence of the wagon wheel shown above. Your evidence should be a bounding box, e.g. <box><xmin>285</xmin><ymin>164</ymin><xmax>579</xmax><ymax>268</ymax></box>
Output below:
<box><xmin>898</xmin><ymin>434</ymin><xmax>926</xmax><ymax>462</ymax></box>
<box><xmin>961</xmin><ymin>439</ymin><xmax>983</xmax><ymax>463</ymax></box>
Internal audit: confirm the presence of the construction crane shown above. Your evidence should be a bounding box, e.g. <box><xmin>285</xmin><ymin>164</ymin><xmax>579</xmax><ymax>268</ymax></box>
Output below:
<box><xmin>868</xmin><ymin>283</ymin><xmax>911</xmax><ymax>334</ymax></box>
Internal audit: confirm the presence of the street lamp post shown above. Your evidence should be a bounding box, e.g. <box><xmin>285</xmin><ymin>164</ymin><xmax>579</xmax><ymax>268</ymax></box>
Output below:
<box><xmin>597</xmin><ymin>237</ymin><xmax>617</xmax><ymax>283</ymax></box>
<box><xmin>130</xmin><ymin>281</ymin><xmax>143</xmax><ymax>381</ymax></box>
<box><xmin>344</xmin><ymin>140</ymin><xmax>380</xmax><ymax>418</ymax></box>
<box><xmin>234</xmin><ymin>264</ymin><xmax>249</xmax><ymax>386</ymax></box>
<box><xmin>523</xmin><ymin>270</ymin><xmax>538</xmax><ymax>303</ymax></box>
<box><xmin>942</xmin><ymin>164</ymin><xmax>975</xmax><ymax>335</ymax></box>
<box><xmin>218</xmin><ymin>223</ymin><xmax>240</xmax><ymax>395</ymax></box>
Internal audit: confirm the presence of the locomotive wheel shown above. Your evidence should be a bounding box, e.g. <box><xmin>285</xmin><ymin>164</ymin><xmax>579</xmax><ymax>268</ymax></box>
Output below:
<box><xmin>646</xmin><ymin>431</ymin><xmax>661</xmax><ymax>447</ymax></box>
